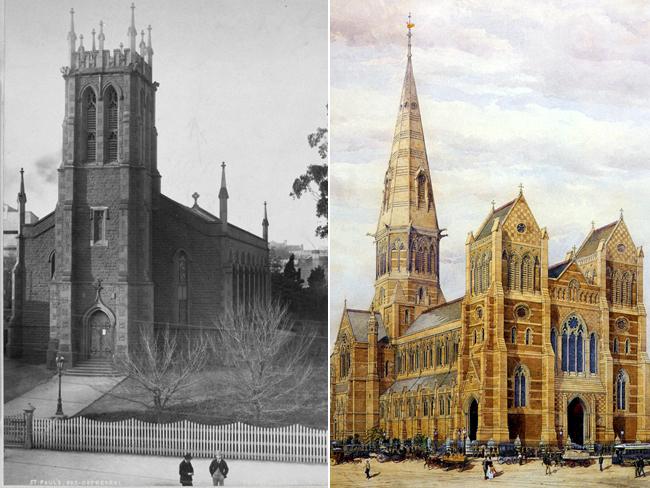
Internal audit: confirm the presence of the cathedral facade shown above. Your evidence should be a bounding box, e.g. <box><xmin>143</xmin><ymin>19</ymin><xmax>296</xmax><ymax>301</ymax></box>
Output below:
<box><xmin>330</xmin><ymin>27</ymin><xmax>650</xmax><ymax>448</ymax></box>
<box><xmin>8</xmin><ymin>7</ymin><xmax>270</xmax><ymax>368</ymax></box>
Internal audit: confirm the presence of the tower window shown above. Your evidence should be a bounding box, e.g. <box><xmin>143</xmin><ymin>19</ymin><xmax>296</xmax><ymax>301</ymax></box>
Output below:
<box><xmin>514</xmin><ymin>366</ymin><xmax>527</xmax><ymax>407</ymax></box>
<box><xmin>525</xmin><ymin>328</ymin><xmax>532</xmax><ymax>345</ymax></box>
<box><xmin>105</xmin><ymin>86</ymin><xmax>119</xmax><ymax>162</ymax></box>
<box><xmin>90</xmin><ymin>207</ymin><xmax>108</xmax><ymax>246</ymax></box>
<box><xmin>85</xmin><ymin>89</ymin><xmax>97</xmax><ymax>162</ymax></box>
<box><xmin>589</xmin><ymin>333</ymin><xmax>597</xmax><ymax>373</ymax></box>
<box><xmin>616</xmin><ymin>369</ymin><xmax>628</xmax><ymax>410</ymax></box>
<box><xmin>177</xmin><ymin>251</ymin><xmax>188</xmax><ymax>325</ymax></box>
<box><xmin>417</xmin><ymin>173</ymin><xmax>426</xmax><ymax>208</ymax></box>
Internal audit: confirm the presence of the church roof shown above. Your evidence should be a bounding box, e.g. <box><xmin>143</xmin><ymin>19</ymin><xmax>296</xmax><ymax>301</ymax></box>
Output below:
<box><xmin>403</xmin><ymin>298</ymin><xmax>462</xmax><ymax>336</ymax></box>
<box><xmin>346</xmin><ymin>309</ymin><xmax>387</xmax><ymax>343</ymax></box>
<box><xmin>576</xmin><ymin>221</ymin><xmax>617</xmax><ymax>258</ymax></box>
<box><xmin>384</xmin><ymin>370</ymin><xmax>456</xmax><ymax>394</ymax></box>
<box><xmin>475</xmin><ymin>199</ymin><xmax>516</xmax><ymax>241</ymax></box>
<box><xmin>548</xmin><ymin>259</ymin><xmax>571</xmax><ymax>279</ymax></box>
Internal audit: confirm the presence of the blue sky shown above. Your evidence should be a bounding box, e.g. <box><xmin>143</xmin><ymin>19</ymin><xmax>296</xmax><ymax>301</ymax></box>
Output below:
<box><xmin>2</xmin><ymin>0</ymin><xmax>328</xmax><ymax>249</ymax></box>
<box><xmin>330</xmin><ymin>0</ymin><xmax>650</xmax><ymax>352</ymax></box>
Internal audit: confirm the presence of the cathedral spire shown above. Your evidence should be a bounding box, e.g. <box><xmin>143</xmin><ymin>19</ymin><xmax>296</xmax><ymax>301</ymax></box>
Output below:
<box><xmin>98</xmin><ymin>20</ymin><xmax>105</xmax><ymax>51</ymax></box>
<box><xmin>377</xmin><ymin>14</ymin><xmax>439</xmax><ymax>232</ymax></box>
<box><xmin>146</xmin><ymin>25</ymin><xmax>154</xmax><ymax>64</ymax></box>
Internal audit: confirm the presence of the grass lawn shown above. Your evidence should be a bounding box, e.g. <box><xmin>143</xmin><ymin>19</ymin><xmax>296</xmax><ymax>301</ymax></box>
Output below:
<box><xmin>79</xmin><ymin>364</ymin><xmax>327</xmax><ymax>429</ymax></box>
<box><xmin>3</xmin><ymin>358</ymin><xmax>56</xmax><ymax>402</ymax></box>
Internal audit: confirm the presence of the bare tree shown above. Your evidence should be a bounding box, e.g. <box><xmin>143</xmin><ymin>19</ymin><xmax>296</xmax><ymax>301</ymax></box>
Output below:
<box><xmin>113</xmin><ymin>326</ymin><xmax>209</xmax><ymax>421</ymax></box>
<box><xmin>215</xmin><ymin>301</ymin><xmax>316</xmax><ymax>424</ymax></box>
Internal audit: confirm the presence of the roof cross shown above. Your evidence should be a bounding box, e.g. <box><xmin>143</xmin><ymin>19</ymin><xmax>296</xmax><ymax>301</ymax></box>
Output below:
<box><xmin>192</xmin><ymin>192</ymin><xmax>200</xmax><ymax>206</ymax></box>
<box><xmin>518</xmin><ymin>183</ymin><xmax>524</xmax><ymax>195</ymax></box>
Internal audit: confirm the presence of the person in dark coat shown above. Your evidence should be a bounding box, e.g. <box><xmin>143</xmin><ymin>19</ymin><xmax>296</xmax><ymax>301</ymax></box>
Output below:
<box><xmin>179</xmin><ymin>453</ymin><xmax>194</xmax><ymax>486</ymax></box>
<box><xmin>598</xmin><ymin>453</ymin><xmax>604</xmax><ymax>472</ymax></box>
<box><xmin>209</xmin><ymin>451</ymin><xmax>229</xmax><ymax>486</ymax></box>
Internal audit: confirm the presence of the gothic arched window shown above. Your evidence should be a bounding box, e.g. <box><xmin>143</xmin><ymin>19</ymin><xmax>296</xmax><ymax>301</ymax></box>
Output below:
<box><xmin>616</xmin><ymin>369</ymin><xmax>628</xmax><ymax>410</ymax></box>
<box><xmin>561</xmin><ymin>316</ymin><xmax>585</xmax><ymax>373</ymax></box>
<box><xmin>613</xmin><ymin>337</ymin><xmax>619</xmax><ymax>354</ymax></box>
<box><xmin>508</xmin><ymin>254</ymin><xmax>519</xmax><ymax>291</ymax></box>
<box><xmin>625</xmin><ymin>338</ymin><xmax>630</xmax><ymax>354</ymax></box>
<box><xmin>514</xmin><ymin>365</ymin><xmax>527</xmax><ymax>407</ymax></box>
<box><xmin>84</xmin><ymin>88</ymin><xmax>97</xmax><ymax>162</ymax></box>
<box><xmin>551</xmin><ymin>327</ymin><xmax>557</xmax><ymax>356</ymax></box>
<box><xmin>48</xmin><ymin>251</ymin><xmax>56</xmax><ymax>280</ymax></box>
<box><xmin>417</xmin><ymin>173</ymin><xmax>426</xmax><ymax>208</ymax></box>
<box><xmin>525</xmin><ymin>328</ymin><xmax>532</xmax><ymax>345</ymax></box>
<box><xmin>105</xmin><ymin>86</ymin><xmax>119</xmax><ymax>162</ymax></box>
<box><xmin>521</xmin><ymin>255</ymin><xmax>532</xmax><ymax>292</ymax></box>
<box><xmin>576</xmin><ymin>330</ymin><xmax>584</xmax><ymax>373</ymax></box>
<box><xmin>589</xmin><ymin>333</ymin><xmax>597</xmax><ymax>373</ymax></box>
<box><xmin>562</xmin><ymin>328</ymin><xmax>568</xmax><ymax>371</ymax></box>
<box><xmin>177</xmin><ymin>251</ymin><xmax>188</xmax><ymax>325</ymax></box>
<box><xmin>511</xmin><ymin>326</ymin><xmax>517</xmax><ymax>344</ymax></box>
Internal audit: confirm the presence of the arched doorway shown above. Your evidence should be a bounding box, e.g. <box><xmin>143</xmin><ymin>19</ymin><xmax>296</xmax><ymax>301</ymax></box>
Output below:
<box><xmin>469</xmin><ymin>399</ymin><xmax>479</xmax><ymax>441</ymax></box>
<box><xmin>88</xmin><ymin>310</ymin><xmax>113</xmax><ymax>359</ymax></box>
<box><xmin>567</xmin><ymin>397</ymin><xmax>585</xmax><ymax>446</ymax></box>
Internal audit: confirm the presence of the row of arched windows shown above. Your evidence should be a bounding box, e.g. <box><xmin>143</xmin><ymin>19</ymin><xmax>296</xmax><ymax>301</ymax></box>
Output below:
<box><xmin>503</xmin><ymin>251</ymin><xmax>540</xmax><ymax>293</ymax></box>
<box><xmin>82</xmin><ymin>85</ymin><xmax>119</xmax><ymax>163</ymax></box>
<box><xmin>510</xmin><ymin>326</ymin><xmax>533</xmax><ymax>345</ymax></box>
<box><xmin>470</xmin><ymin>252</ymin><xmax>491</xmax><ymax>295</ymax></box>
<box><xmin>395</xmin><ymin>336</ymin><xmax>458</xmax><ymax>374</ymax></box>
<box><xmin>375</xmin><ymin>238</ymin><xmax>437</xmax><ymax>278</ymax></box>
<box><xmin>549</xmin><ymin>316</ymin><xmax>597</xmax><ymax>374</ymax></box>
<box><xmin>232</xmin><ymin>263</ymin><xmax>267</xmax><ymax>310</ymax></box>
<box><xmin>381</xmin><ymin>392</ymin><xmax>452</xmax><ymax>420</ymax></box>
<box><xmin>612</xmin><ymin>337</ymin><xmax>632</xmax><ymax>355</ymax></box>
<box><xmin>339</xmin><ymin>347</ymin><xmax>351</xmax><ymax>378</ymax></box>
<box><xmin>611</xmin><ymin>270</ymin><xmax>635</xmax><ymax>307</ymax></box>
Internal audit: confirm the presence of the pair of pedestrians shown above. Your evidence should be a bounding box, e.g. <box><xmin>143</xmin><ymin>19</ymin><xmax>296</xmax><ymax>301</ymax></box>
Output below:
<box><xmin>179</xmin><ymin>452</ymin><xmax>230</xmax><ymax>486</ymax></box>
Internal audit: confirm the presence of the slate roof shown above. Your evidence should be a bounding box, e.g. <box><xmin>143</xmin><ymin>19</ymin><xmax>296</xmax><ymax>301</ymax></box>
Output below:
<box><xmin>475</xmin><ymin>199</ymin><xmax>516</xmax><ymax>240</ymax></box>
<box><xmin>403</xmin><ymin>298</ymin><xmax>462</xmax><ymax>336</ymax></box>
<box><xmin>384</xmin><ymin>371</ymin><xmax>456</xmax><ymax>394</ymax></box>
<box><xmin>548</xmin><ymin>260</ymin><xmax>571</xmax><ymax>279</ymax></box>
<box><xmin>576</xmin><ymin>221</ymin><xmax>617</xmax><ymax>258</ymax></box>
<box><xmin>346</xmin><ymin>310</ymin><xmax>387</xmax><ymax>343</ymax></box>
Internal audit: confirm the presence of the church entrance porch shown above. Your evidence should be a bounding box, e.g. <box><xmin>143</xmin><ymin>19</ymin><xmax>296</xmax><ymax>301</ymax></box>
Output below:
<box><xmin>88</xmin><ymin>310</ymin><xmax>113</xmax><ymax>359</ymax></box>
<box><xmin>567</xmin><ymin>397</ymin><xmax>585</xmax><ymax>446</ymax></box>
<box><xmin>468</xmin><ymin>399</ymin><xmax>478</xmax><ymax>441</ymax></box>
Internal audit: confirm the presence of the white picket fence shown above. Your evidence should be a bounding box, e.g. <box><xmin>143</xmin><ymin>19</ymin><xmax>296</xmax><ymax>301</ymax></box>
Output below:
<box><xmin>31</xmin><ymin>417</ymin><xmax>327</xmax><ymax>464</ymax></box>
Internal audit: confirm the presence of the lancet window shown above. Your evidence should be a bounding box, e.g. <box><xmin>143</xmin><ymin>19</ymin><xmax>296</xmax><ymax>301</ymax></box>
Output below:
<box><xmin>616</xmin><ymin>369</ymin><xmax>628</xmax><ymax>410</ymax></box>
<box><xmin>105</xmin><ymin>86</ymin><xmax>119</xmax><ymax>162</ymax></box>
<box><xmin>589</xmin><ymin>332</ymin><xmax>597</xmax><ymax>373</ymax></box>
<box><xmin>513</xmin><ymin>365</ymin><xmax>527</xmax><ymax>408</ymax></box>
<box><xmin>177</xmin><ymin>251</ymin><xmax>188</xmax><ymax>325</ymax></box>
<box><xmin>84</xmin><ymin>88</ymin><xmax>97</xmax><ymax>161</ymax></box>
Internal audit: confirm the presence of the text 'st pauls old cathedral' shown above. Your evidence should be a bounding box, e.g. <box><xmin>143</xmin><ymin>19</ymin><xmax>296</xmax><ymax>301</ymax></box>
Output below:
<box><xmin>7</xmin><ymin>6</ymin><xmax>270</xmax><ymax>368</ymax></box>
<box><xmin>331</xmin><ymin>20</ymin><xmax>650</xmax><ymax>448</ymax></box>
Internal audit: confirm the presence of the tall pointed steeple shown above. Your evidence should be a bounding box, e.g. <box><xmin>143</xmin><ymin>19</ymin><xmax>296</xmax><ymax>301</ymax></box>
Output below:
<box><xmin>219</xmin><ymin>162</ymin><xmax>229</xmax><ymax>228</ymax></box>
<box><xmin>262</xmin><ymin>201</ymin><xmax>269</xmax><ymax>242</ymax></box>
<box><xmin>373</xmin><ymin>16</ymin><xmax>445</xmax><ymax>337</ymax></box>
<box><xmin>127</xmin><ymin>3</ymin><xmax>137</xmax><ymax>55</ymax></box>
<box><xmin>377</xmin><ymin>15</ymin><xmax>439</xmax><ymax>232</ymax></box>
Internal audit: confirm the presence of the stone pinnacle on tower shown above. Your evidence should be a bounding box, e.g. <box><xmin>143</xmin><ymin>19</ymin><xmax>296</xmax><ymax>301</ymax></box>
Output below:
<box><xmin>139</xmin><ymin>29</ymin><xmax>146</xmax><ymax>56</ymax></box>
<box><xmin>98</xmin><ymin>21</ymin><xmax>105</xmax><ymax>51</ymax></box>
<box><xmin>146</xmin><ymin>25</ymin><xmax>154</xmax><ymax>64</ymax></box>
<box><xmin>219</xmin><ymin>162</ymin><xmax>229</xmax><ymax>226</ymax></box>
<box><xmin>128</xmin><ymin>3</ymin><xmax>137</xmax><ymax>54</ymax></box>
<box><xmin>262</xmin><ymin>201</ymin><xmax>269</xmax><ymax>242</ymax></box>
<box><xmin>67</xmin><ymin>8</ymin><xmax>77</xmax><ymax>56</ymax></box>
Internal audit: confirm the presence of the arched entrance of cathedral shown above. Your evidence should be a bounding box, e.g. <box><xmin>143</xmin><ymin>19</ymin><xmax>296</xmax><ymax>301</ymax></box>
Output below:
<box><xmin>88</xmin><ymin>310</ymin><xmax>114</xmax><ymax>359</ymax></box>
<box><xmin>567</xmin><ymin>397</ymin><xmax>586</xmax><ymax>446</ymax></box>
<box><xmin>469</xmin><ymin>399</ymin><xmax>479</xmax><ymax>441</ymax></box>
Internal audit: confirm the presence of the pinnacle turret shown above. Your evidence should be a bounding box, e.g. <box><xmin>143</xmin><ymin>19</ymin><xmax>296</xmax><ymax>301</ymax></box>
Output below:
<box><xmin>128</xmin><ymin>3</ymin><xmax>137</xmax><ymax>54</ymax></box>
<box><xmin>262</xmin><ymin>201</ymin><xmax>269</xmax><ymax>242</ymax></box>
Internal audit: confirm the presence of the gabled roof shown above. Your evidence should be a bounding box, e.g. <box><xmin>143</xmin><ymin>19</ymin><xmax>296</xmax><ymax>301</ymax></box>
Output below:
<box><xmin>403</xmin><ymin>298</ymin><xmax>462</xmax><ymax>336</ymax></box>
<box><xmin>384</xmin><ymin>371</ymin><xmax>456</xmax><ymax>394</ymax></box>
<box><xmin>475</xmin><ymin>199</ymin><xmax>516</xmax><ymax>241</ymax></box>
<box><xmin>548</xmin><ymin>259</ymin><xmax>571</xmax><ymax>279</ymax></box>
<box><xmin>346</xmin><ymin>309</ymin><xmax>387</xmax><ymax>343</ymax></box>
<box><xmin>576</xmin><ymin>221</ymin><xmax>617</xmax><ymax>258</ymax></box>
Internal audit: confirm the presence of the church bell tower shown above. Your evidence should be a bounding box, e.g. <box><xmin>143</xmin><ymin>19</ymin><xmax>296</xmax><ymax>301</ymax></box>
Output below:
<box><xmin>49</xmin><ymin>5</ymin><xmax>159</xmax><ymax>365</ymax></box>
<box><xmin>373</xmin><ymin>16</ymin><xmax>445</xmax><ymax>339</ymax></box>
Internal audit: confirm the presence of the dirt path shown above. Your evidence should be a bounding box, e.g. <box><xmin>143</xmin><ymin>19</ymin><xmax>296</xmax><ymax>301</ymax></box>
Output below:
<box><xmin>331</xmin><ymin>457</ymin><xmax>647</xmax><ymax>487</ymax></box>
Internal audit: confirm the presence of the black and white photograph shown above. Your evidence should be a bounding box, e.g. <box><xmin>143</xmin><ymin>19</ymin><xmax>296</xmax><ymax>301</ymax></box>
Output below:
<box><xmin>1</xmin><ymin>0</ymin><xmax>328</xmax><ymax>485</ymax></box>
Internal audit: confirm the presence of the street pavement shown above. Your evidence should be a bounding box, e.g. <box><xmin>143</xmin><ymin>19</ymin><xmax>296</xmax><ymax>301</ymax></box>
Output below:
<box><xmin>4</xmin><ymin>448</ymin><xmax>327</xmax><ymax>486</ymax></box>
<box><xmin>3</xmin><ymin>374</ymin><xmax>125</xmax><ymax>417</ymax></box>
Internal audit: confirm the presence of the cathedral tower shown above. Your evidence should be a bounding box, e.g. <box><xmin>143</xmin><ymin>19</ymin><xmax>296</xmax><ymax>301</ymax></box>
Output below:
<box><xmin>49</xmin><ymin>5</ymin><xmax>159</xmax><ymax>365</ymax></box>
<box><xmin>374</xmin><ymin>18</ymin><xmax>445</xmax><ymax>339</ymax></box>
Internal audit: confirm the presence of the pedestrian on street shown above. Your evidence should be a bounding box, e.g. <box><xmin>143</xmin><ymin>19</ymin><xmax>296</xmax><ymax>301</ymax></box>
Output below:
<box><xmin>544</xmin><ymin>454</ymin><xmax>552</xmax><ymax>475</ymax></box>
<box><xmin>482</xmin><ymin>457</ymin><xmax>489</xmax><ymax>480</ymax></box>
<box><xmin>209</xmin><ymin>451</ymin><xmax>229</xmax><ymax>486</ymax></box>
<box><xmin>518</xmin><ymin>452</ymin><xmax>523</xmax><ymax>465</ymax></box>
<box><xmin>364</xmin><ymin>459</ymin><xmax>371</xmax><ymax>479</ymax></box>
<box><xmin>179</xmin><ymin>453</ymin><xmax>194</xmax><ymax>487</ymax></box>
<box><xmin>598</xmin><ymin>453</ymin><xmax>604</xmax><ymax>472</ymax></box>
<box><xmin>639</xmin><ymin>457</ymin><xmax>646</xmax><ymax>477</ymax></box>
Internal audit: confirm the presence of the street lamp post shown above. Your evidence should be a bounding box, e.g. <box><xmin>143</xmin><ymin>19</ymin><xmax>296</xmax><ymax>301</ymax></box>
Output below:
<box><xmin>55</xmin><ymin>354</ymin><xmax>65</xmax><ymax>417</ymax></box>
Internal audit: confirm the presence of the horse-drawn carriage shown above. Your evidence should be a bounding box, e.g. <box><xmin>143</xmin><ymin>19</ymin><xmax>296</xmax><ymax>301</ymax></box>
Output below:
<box><xmin>562</xmin><ymin>449</ymin><xmax>591</xmax><ymax>467</ymax></box>
<box><xmin>424</xmin><ymin>452</ymin><xmax>468</xmax><ymax>471</ymax></box>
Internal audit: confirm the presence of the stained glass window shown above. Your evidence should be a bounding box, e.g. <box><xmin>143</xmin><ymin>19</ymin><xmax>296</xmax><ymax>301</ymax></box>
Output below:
<box><xmin>562</xmin><ymin>330</ymin><xmax>568</xmax><ymax>371</ymax></box>
<box><xmin>590</xmin><ymin>333</ymin><xmax>597</xmax><ymax>373</ymax></box>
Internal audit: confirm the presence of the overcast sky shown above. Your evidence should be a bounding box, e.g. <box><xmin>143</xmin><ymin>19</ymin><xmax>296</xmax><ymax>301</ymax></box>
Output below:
<box><xmin>2</xmin><ymin>0</ymin><xmax>327</xmax><ymax>249</ymax></box>
<box><xmin>330</xmin><ymin>0</ymin><xmax>650</xmax><ymax>351</ymax></box>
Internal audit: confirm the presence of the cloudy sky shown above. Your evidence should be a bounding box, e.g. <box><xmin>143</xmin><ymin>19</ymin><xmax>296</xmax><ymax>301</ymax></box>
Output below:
<box><xmin>2</xmin><ymin>0</ymin><xmax>327</xmax><ymax>249</ymax></box>
<box><xmin>330</xmin><ymin>0</ymin><xmax>650</xmax><ymax>351</ymax></box>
